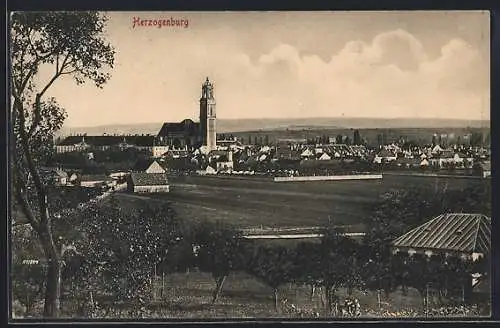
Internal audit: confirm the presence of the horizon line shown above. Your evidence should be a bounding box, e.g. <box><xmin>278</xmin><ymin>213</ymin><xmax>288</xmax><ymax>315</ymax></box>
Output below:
<box><xmin>62</xmin><ymin>116</ymin><xmax>491</xmax><ymax>129</ymax></box>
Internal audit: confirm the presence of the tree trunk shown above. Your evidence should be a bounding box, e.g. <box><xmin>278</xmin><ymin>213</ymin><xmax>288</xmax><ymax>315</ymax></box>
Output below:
<box><xmin>39</xmin><ymin>224</ymin><xmax>61</xmax><ymax>318</ymax></box>
<box><xmin>463</xmin><ymin>276</ymin><xmax>473</xmax><ymax>304</ymax></box>
<box><xmin>211</xmin><ymin>275</ymin><xmax>227</xmax><ymax>304</ymax></box>
<box><xmin>273</xmin><ymin>288</ymin><xmax>279</xmax><ymax>313</ymax></box>
<box><xmin>377</xmin><ymin>289</ymin><xmax>381</xmax><ymax>311</ymax></box>
<box><xmin>325</xmin><ymin>287</ymin><xmax>334</xmax><ymax>315</ymax></box>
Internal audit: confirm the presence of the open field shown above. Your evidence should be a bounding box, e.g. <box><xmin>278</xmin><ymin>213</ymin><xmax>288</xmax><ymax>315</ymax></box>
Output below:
<box><xmin>113</xmin><ymin>174</ymin><xmax>487</xmax><ymax>229</ymax></box>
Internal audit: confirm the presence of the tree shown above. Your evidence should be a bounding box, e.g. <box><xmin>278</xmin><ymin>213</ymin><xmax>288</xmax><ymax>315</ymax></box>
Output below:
<box><xmin>293</xmin><ymin>242</ymin><xmax>322</xmax><ymax>301</ymax></box>
<box><xmin>65</xmin><ymin>197</ymin><xmax>183</xmax><ymax>317</ymax></box>
<box><xmin>315</xmin><ymin>227</ymin><xmax>361</xmax><ymax>315</ymax></box>
<box><xmin>11</xmin><ymin>225</ymin><xmax>47</xmax><ymax>317</ymax></box>
<box><xmin>376</xmin><ymin>134</ymin><xmax>383</xmax><ymax>147</ymax></box>
<box><xmin>360</xmin><ymin>231</ymin><xmax>397</xmax><ymax>304</ymax></box>
<box><xmin>470</xmin><ymin>131</ymin><xmax>484</xmax><ymax>147</ymax></box>
<box><xmin>353</xmin><ymin>130</ymin><xmax>361</xmax><ymax>145</ymax></box>
<box><xmin>335</xmin><ymin>134</ymin><xmax>343</xmax><ymax>144</ymax></box>
<box><xmin>191</xmin><ymin>220</ymin><xmax>247</xmax><ymax>303</ymax></box>
<box><xmin>10</xmin><ymin>12</ymin><xmax>115</xmax><ymax>317</ymax></box>
<box><xmin>245</xmin><ymin>245</ymin><xmax>296</xmax><ymax>313</ymax></box>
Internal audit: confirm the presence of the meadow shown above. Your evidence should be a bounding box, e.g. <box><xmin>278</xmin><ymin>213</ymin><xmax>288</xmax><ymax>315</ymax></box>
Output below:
<box><xmin>115</xmin><ymin>174</ymin><xmax>487</xmax><ymax>230</ymax></box>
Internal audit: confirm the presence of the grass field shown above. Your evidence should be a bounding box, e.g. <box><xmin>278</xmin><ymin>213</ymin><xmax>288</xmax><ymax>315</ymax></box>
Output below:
<box><xmin>114</xmin><ymin>174</ymin><xmax>487</xmax><ymax>230</ymax></box>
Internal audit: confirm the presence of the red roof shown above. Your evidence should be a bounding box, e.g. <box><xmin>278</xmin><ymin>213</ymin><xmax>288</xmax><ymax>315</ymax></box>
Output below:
<box><xmin>392</xmin><ymin>213</ymin><xmax>491</xmax><ymax>254</ymax></box>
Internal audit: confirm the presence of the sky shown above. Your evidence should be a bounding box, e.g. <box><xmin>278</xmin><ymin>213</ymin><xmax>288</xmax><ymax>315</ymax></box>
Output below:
<box><xmin>34</xmin><ymin>11</ymin><xmax>490</xmax><ymax>127</ymax></box>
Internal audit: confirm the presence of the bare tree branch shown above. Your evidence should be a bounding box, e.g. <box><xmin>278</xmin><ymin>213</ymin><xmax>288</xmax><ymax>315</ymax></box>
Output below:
<box><xmin>27</xmin><ymin>53</ymin><xmax>70</xmax><ymax>138</ymax></box>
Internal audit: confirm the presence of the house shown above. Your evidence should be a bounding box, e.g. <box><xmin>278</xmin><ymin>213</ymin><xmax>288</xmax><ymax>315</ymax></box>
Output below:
<box><xmin>67</xmin><ymin>171</ymin><xmax>80</xmax><ymax>184</ymax></box>
<box><xmin>430</xmin><ymin>150</ymin><xmax>471</xmax><ymax>168</ymax></box>
<box><xmin>274</xmin><ymin>147</ymin><xmax>302</xmax><ymax>162</ymax></box>
<box><xmin>53</xmin><ymin>169</ymin><xmax>68</xmax><ymax>186</ymax></box>
<box><xmin>152</xmin><ymin>145</ymin><xmax>169</xmax><ymax>158</ymax></box>
<box><xmin>300</xmin><ymin>148</ymin><xmax>314</xmax><ymax>158</ymax></box>
<box><xmin>55</xmin><ymin>135</ymin><xmax>91</xmax><ymax>153</ymax></box>
<box><xmin>373</xmin><ymin>149</ymin><xmax>397</xmax><ymax>164</ymax></box>
<box><xmin>79</xmin><ymin>175</ymin><xmax>112</xmax><ymax>188</ymax></box>
<box><xmin>133</xmin><ymin>159</ymin><xmax>167</xmax><ymax>174</ymax></box>
<box><xmin>396</xmin><ymin>157</ymin><xmax>421</xmax><ymax>168</ymax></box>
<box><xmin>260</xmin><ymin>145</ymin><xmax>271</xmax><ymax>153</ymax></box>
<box><xmin>317</xmin><ymin>152</ymin><xmax>331</xmax><ymax>161</ymax></box>
<box><xmin>205</xmin><ymin>165</ymin><xmax>217</xmax><ymax>175</ymax></box>
<box><xmin>432</xmin><ymin>144</ymin><xmax>443</xmax><ymax>154</ymax></box>
<box><xmin>208</xmin><ymin>150</ymin><xmax>230</xmax><ymax>160</ymax></box>
<box><xmin>39</xmin><ymin>167</ymin><xmax>69</xmax><ymax>186</ymax></box>
<box><xmin>127</xmin><ymin>172</ymin><xmax>169</xmax><ymax>193</ymax></box>
<box><xmin>216</xmin><ymin>152</ymin><xmax>234</xmax><ymax>172</ymax></box>
<box><xmin>475</xmin><ymin>161</ymin><xmax>491</xmax><ymax>178</ymax></box>
<box><xmin>164</xmin><ymin>149</ymin><xmax>190</xmax><ymax>159</ymax></box>
<box><xmin>55</xmin><ymin>134</ymin><xmax>157</xmax><ymax>153</ymax></box>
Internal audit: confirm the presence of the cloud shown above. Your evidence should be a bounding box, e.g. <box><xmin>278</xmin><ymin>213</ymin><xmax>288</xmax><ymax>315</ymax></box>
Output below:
<box><xmin>39</xmin><ymin>27</ymin><xmax>489</xmax><ymax>126</ymax></box>
<box><xmin>214</xmin><ymin>29</ymin><xmax>488</xmax><ymax>120</ymax></box>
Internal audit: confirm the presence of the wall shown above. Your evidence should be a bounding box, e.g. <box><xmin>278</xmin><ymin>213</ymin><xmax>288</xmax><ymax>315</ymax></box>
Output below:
<box><xmin>273</xmin><ymin>174</ymin><xmax>383</xmax><ymax>182</ymax></box>
<box><xmin>134</xmin><ymin>185</ymin><xmax>170</xmax><ymax>193</ymax></box>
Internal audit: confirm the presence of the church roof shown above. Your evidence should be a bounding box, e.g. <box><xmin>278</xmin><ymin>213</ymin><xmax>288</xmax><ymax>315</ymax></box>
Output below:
<box><xmin>158</xmin><ymin>119</ymin><xmax>200</xmax><ymax>137</ymax></box>
<box><xmin>392</xmin><ymin>213</ymin><xmax>491</xmax><ymax>254</ymax></box>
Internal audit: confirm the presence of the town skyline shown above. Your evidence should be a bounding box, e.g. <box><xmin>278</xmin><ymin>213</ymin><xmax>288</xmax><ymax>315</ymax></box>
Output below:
<box><xmin>33</xmin><ymin>11</ymin><xmax>490</xmax><ymax>127</ymax></box>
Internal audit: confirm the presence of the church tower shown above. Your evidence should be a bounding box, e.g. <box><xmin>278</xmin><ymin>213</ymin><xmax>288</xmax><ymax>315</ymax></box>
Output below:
<box><xmin>199</xmin><ymin>77</ymin><xmax>217</xmax><ymax>151</ymax></box>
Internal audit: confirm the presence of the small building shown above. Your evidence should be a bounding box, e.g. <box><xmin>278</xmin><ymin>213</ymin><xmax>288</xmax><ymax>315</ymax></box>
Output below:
<box><xmin>392</xmin><ymin>213</ymin><xmax>491</xmax><ymax>302</ymax></box>
<box><xmin>392</xmin><ymin>213</ymin><xmax>491</xmax><ymax>260</ymax></box>
<box><xmin>79</xmin><ymin>175</ymin><xmax>113</xmax><ymax>188</ymax></box>
<box><xmin>216</xmin><ymin>152</ymin><xmax>234</xmax><ymax>172</ymax></box>
<box><xmin>53</xmin><ymin>169</ymin><xmax>68</xmax><ymax>186</ymax></box>
<box><xmin>318</xmin><ymin>152</ymin><xmax>331</xmax><ymax>161</ymax></box>
<box><xmin>205</xmin><ymin>165</ymin><xmax>217</xmax><ymax>175</ymax></box>
<box><xmin>127</xmin><ymin>173</ymin><xmax>169</xmax><ymax>193</ymax></box>
<box><xmin>475</xmin><ymin>161</ymin><xmax>491</xmax><ymax>178</ymax></box>
<box><xmin>373</xmin><ymin>149</ymin><xmax>397</xmax><ymax>164</ymax></box>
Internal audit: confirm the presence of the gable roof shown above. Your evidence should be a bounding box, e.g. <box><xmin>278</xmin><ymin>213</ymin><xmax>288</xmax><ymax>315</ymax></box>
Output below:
<box><xmin>130</xmin><ymin>173</ymin><xmax>169</xmax><ymax>186</ymax></box>
<box><xmin>133</xmin><ymin>159</ymin><xmax>167</xmax><ymax>172</ymax></box>
<box><xmin>377</xmin><ymin>149</ymin><xmax>396</xmax><ymax>158</ymax></box>
<box><xmin>392</xmin><ymin>213</ymin><xmax>491</xmax><ymax>254</ymax></box>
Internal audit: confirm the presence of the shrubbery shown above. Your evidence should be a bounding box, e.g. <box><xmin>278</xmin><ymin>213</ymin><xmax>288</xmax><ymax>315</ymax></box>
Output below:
<box><xmin>11</xmin><ymin>183</ymin><xmax>491</xmax><ymax>319</ymax></box>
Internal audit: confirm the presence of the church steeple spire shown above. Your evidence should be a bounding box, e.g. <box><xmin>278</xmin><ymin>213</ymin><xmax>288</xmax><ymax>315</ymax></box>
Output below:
<box><xmin>199</xmin><ymin>77</ymin><xmax>217</xmax><ymax>151</ymax></box>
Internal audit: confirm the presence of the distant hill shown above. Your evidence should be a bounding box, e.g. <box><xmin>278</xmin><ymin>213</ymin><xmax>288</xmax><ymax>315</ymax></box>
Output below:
<box><xmin>56</xmin><ymin>117</ymin><xmax>490</xmax><ymax>136</ymax></box>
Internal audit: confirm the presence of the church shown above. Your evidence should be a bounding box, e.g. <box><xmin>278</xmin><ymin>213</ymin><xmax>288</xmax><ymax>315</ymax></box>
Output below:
<box><xmin>156</xmin><ymin>77</ymin><xmax>217</xmax><ymax>152</ymax></box>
